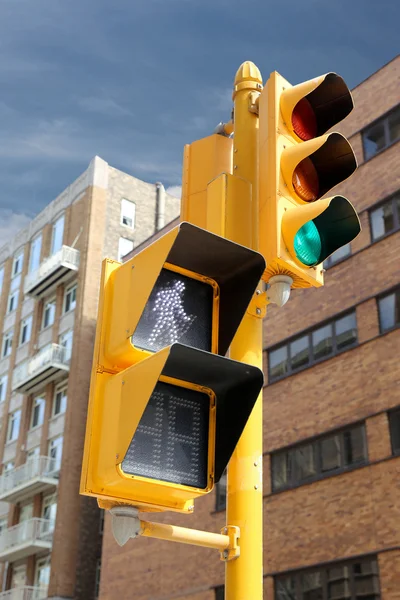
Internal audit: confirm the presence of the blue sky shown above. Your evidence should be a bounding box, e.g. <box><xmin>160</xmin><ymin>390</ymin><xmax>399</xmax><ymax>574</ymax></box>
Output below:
<box><xmin>1</xmin><ymin>0</ymin><xmax>398</xmax><ymax>241</ymax></box>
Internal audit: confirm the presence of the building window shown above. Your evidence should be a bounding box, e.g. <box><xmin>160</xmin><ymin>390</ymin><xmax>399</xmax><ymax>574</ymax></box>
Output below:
<box><xmin>271</xmin><ymin>423</ymin><xmax>367</xmax><ymax>492</ymax></box>
<box><xmin>215</xmin><ymin>586</ymin><xmax>224</xmax><ymax>600</ymax></box>
<box><xmin>59</xmin><ymin>330</ymin><xmax>73</xmax><ymax>362</ymax></box>
<box><xmin>389</xmin><ymin>409</ymin><xmax>400</xmax><ymax>456</ymax></box>
<box><xmin>35</xmin><ymin>557</ymin><xmax>51</xmax><ymax>589</ymax></box>
<box><xmin>42</xmin><ymin>298</ymin><xmax>56</xmax><ymax>329</ymax></box>
<box><xmin>3</xmin><ymin>461</ymin><xmax>14</xmax><ymax>472</ymax></box>
<box><xmin>0</xmin><ymin>375</ymin><xmax>7</xmax><ymax>402</ymax></box>
<box><xmin>370</xmin><ymin>192</ymin><xmax>400</xmax><ymax>241</ymax></box>
<box><xmin>28</xmin><ymin>446</ymin><xmax>40</xmax><ymax>461</ymax></box>
<box><xmin>51</xmin><ymin>214</ymin><xmax>65</xmax><ymax>255</ymax></box>
<box><xmin>2</xmin><ymin>330</ymin><xmax>13</xmax><ymax>358</ymax></box>
<box><xmin>53</xmin><ymin>383</ymin><xmax>67</xmax><ymax>416</ymax></box>
<box><xmin>63</xmin><ymin>283</ymin><xmax>77</xmax><ymax>313</ymax></box>
<box><xmin>323</xmin><ymin>243</ymin><xmax>351</xmax><ymax>269</ymax></box>
<box><xmin>29</xmin><ymin>234</ymin><xmax>42</xmax><ymax>273</ymax></box>
<box><xmin>268</xmin><ymin>311</ymin><xmax>357</xmax><ymax>383</ymax></box>
<box><xmin>0</xmin><ymin>266</ymin><xmax>4</xmax><ymax>296</ymax></box>
<box><xmin>121</xmin><ymin>198</ymin><xmax>136</xmax><ymax>229</ymax></box>
<box><xmin>19</xmin><ymin>315</ymin><xmax>33</xmax><ymax>346</ymax></box>
<box><xmin>12</xmin><ymin>250</ymin><xmax>24</xmax><ymax>278</ymax></box>
<box><xmin>99</xmin><ymin>509</ymin><xmax>105</xmax><ymax>534</ymax></box>
<box><xmin>377</xmin><ymin>287</ymin><xmax>400</xmax><ymax>333</ymax></box>
<box><xmin>49</xmin><ymin>436</ymin><xmax>63</xmax><ymax>471</ymax></box>
<box><xmin>275</xmin><ymin>556</ymin><xmax>380</xmax><ymax>600</ymax></box>
<box><xmin>31</xmin><ymin>395</ymin><xmax>45</xmax><ymax>429</ymax></box>
<box><xmin>95</xmin><ymin>559</ymin><xmax>101</xmax><ymax>597</ymax></box>
<box><xmin>0</xmin><ymin>517</ymin><xmax>7</xmax><ymax>534</ymax></box>
<box><xmin>362</xmin><ymin>105</ymin><xmax>400</xmax><ymax>161</ymax></box>
<box><xmin>7</xmin><ymin>409</ymin><xmax>21</xmax><ymax>442</ymax></box>
<box><xmin>215</xmin><ymin>470</ymin><xmax>227</xmax><ymax>511</ymax></box>
<box><xmin>42</xmin><ymin>494</ymin><xmax>57</xmax><ymax>533</ymax></box>
<box><xmin>118</xmin><ymin>237</ymin><xmax>134</xmax><ymax>261</ymax></box>
<box><xmin>7</xmin><ymin>290</ymin><xmax>19</xmax><ymax>314</ymax></box>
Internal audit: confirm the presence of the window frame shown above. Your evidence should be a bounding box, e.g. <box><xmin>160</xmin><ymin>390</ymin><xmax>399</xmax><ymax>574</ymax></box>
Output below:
<box><xmin>12</xmin><ymin>250</ymin><xmax>24</xmax><ymax>278</ymax></box>
<box><xmin>377</xmin><ymin>285</ymin><xmax>400</xmax><ymax>334</ymax></box>
<box><xmin>51</xmin><ymin>214</ymin><xmax>65</xmax><ymax>256</ymax></box>
<box><xmin>53</xmin><ymin>382</ymin><xmax>68</xmax><ymax>417</ymax></box>
<box><xmin>323</xmin><ymin>243</ymin><xmax>352</xmax><ymax>269</ymax></box>
<box><xmin>7</xmin><ymin>409</ymin><xmax>21</xmax><ymax>443</ymax></box>
<box><xmin>268</xmin><ymin>310</ymin><xmax>358</xmax><ymax>384</ymax></box>
<box><xmin>362</xmin><ymin>104</ymin><xmax>400</xmax><ymax>162</ymax></box>
<box><xmin>2</xmin><ymin>329</ymin><xmax>14</xmax><ymax>358</ymax></box>
<box><xmin>121</xmin><ymin>198</ymin><xmax>136</xmax><ymax>230</ymax></box>
<box><xmin>42</xmin><ymin>297</ymin><xmax>56</xmax><ymax>330</ymax></box>
<box><xmin>0</xmin><ymin>266</ymin><xmax>4</xmax><ymax>296</ymax></box>
<box><xmin>29</xmin><ymin>233</ymin><xmax>43</xmax><ymax>273</ymax></box>
<box><xmin>0</xmin><ymin>375</ymin><xmax>7</xmax><ymax>403</ymax></box>
<box><xmin>118</xmin><ymin>237</ymin><xmax>134</xmax><ymax>261</ymax></box>
<box><xmin>7</xmin><ymin>290</ymin><xmax>19</xmax><ymax>314</ymax></box>
<box><xmin>63</xmin><ymin>283</ymin><xmax>77</xmax><ymax>314</ymax></box>
<box><xmin>19</xmin><ymin>315</ymin><xmax>33</xmax><ymax>346</ymax></box>
<box><xmin>275</xmin><ymin>555</ymin><xmax>381</xmax><ymax>600</ymax></box>
<box><xmin>388</xmin><ymin>409</ymin><xmax>400</xmax><ymax>457</ymax></box>
<box><xmin>271</xmin><ymin>423</ymin><xmax>368</xmax><ymax>493</ymax></box>
<box><xmin>369</xmin><ymin>191</ymin><xmax>400</xmax><ymax>243</ymax></box>
<box><xmin>30</xmin><ymin>395</ymin><xmax>46</xmax><ymax>430</ymax></box>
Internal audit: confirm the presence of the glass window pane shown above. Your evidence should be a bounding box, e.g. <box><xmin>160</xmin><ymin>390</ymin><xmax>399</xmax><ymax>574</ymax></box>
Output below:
<box><xmin>312</xmin><ymin>324</ymin><xmax>333</xmax><ymax>360</ymax></box>
<box><xmin>269</xmin><ymin>346</ymin><xmax>288</xmax><ymax>380</ymax></box>
<box><xmin>343</xmin><ymin>426</ymin><xmax>366</xmax><ymax>465</ymax></box>
<box><xmin>395</xmin><ymin>194</ymin><xmax>400</xmax><ymax>224</ymax></box>
<box><xmin>320</xmin><ymin>434</ymin><xmax>341</xmax><ymax>472</ymax></box>
<box><xmin>51</xmin><ymin>215</ymin><xmax>65</xmax><ymax>255</ymax></box>
<box><xmin>335</xmin><ymin>313</ymin><xmax>357</xmax><ymax>350</ymax></box>
<box><xmin>293</xmin><ymin>444</ymin><xmax>316</xmax><ymax>482</ymax></box>
<box><xmin>29</xmin><ymin>235</ymin><xmax>42</xmax><ymax>273</ymax></box>
<box><xmin>378</xmin><ymin>292</ymin><xmax>397</xmax><ymax>331</ymax></box>
<box><xmin>370</xmin><ymin>202</ymin><xmax>395</xmax><ymax>240</ymax></box>
<box><xmin>328</xmin><ymin>565</ymin><xmax>351</xmax><ymax>599</ymax></box>
<box><xmin>353</xmin><ymin>559</ymin><xmax>380</xmax><ymax>599</ymax></box>
<box><xmin>302</xmin><ymin>572</ymin><xmax>323</xmax><ymax>600</ymax></box>
<box><xmin>324</xmin><ymin>244</ymin><xmax>351</xmax><ymax>268</ymax></box>
<box><xmin>389</xmin><ymin>410</ymin><xmax>400</xmax><ymax>454</ymax></box>
<box><xmin>290</xmin><ymin>335</ymin><xmax>309</xmax><ymax>370</ymax></box>
<box><xmin>275</xmin><ymin>577</ymin><xmax>296</xmax><ymax>600</ymax></box>
<box><xmin>388</xmin><ymin>107</ymin><xmax>400</xmax><ymax>144</ymax></box>
<box><xmin>363</xmin><ymin>122</ymin><xmax>386</xmax><ymax>160</ymax></box>
<box><xmin>118</xmin><ymin>237</ymin><xmax>134</xmax><ymax>261</ymax></box>
<box><xmin>272</xmin><ymin>452</ymin><xmax>291</xmax><ymax>491</ymax></box>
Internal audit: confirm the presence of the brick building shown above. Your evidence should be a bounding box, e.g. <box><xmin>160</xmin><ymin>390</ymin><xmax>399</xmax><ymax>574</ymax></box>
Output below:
<box><xmin>0</xmin><ymin>156</ymin><xmax>180</xmax><ymax>599</ymax></box>
<box><xmin>98</xmin><ymin>55</ymin><xmax>400</xmax><ymax>600</ymax></box>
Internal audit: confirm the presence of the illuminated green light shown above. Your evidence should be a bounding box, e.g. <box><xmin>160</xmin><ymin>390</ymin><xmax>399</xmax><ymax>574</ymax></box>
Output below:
<box><xmin>294</xmin><ymin>221</ymin><xmax>322</xmax><ymax>266</ymax></box>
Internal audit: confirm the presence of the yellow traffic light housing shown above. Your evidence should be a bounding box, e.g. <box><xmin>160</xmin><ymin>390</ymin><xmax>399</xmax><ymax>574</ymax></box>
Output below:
<box><xmin>259</xmin><ymin>71</ymin><xmax>361</xmax><ymax>288</ymax></box>
<box><xmin>81</xmin><ymin>222</ymin><xmax>265</xmax><ymax>513</ymax></box>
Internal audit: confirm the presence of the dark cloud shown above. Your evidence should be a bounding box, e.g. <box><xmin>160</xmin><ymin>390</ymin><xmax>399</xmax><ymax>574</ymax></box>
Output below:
<box><xmin>0</xmin><ymin>0</ymin><xmax>398</xmax><ymax>223</ymax></box>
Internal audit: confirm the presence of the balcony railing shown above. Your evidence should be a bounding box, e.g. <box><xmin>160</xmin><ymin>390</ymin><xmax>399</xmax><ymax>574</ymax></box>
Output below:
<box><xmin>12</xmin><ymin>343</ymin><xmax>70</xmax><ymax>394</ymax></box>
<box><xmin>24</xmin><ymin>246</ymin><xmax>80</xmax><ymax>298</ymax></box>
<box><xmin>0</xmin><ymin>587</ymin><xmax>48</xmax><ymax>600</ymax></box>
<box><xmin>0</xmin><ymin>456</ymin><xmax>59</xmax><ymax>504</ymax></box>
<box><xmin>0</xmin><ymin>518</ymin><xmax>54</xmax><ymax>562</ymax></box>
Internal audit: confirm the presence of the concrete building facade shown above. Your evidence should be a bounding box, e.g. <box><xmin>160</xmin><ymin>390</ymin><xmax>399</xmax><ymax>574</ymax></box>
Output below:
<box><xmin>97</xmin><ymin>56</ymin><xmax>400</xmax><ymax>600</ymax></box>
<box><xmin>0</xmin><ymin>156</ymin><xmax>180</xmax><ymax>600</ymax></box>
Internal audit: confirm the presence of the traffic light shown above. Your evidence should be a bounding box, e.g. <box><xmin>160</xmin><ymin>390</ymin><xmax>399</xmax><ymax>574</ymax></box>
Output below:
<box><xmin>80</xmin><ymin>222</ymin><xmax>265</xmax><ymax>513</ymax></box>
<box><xmin>259</xmin><ymin>71</ymin><xmax>361</xmax><ymax>289</ymax></box>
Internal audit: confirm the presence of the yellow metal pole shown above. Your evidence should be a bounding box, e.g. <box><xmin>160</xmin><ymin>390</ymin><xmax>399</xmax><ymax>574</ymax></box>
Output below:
<box><xmin>225</xmin><ymin>62</ymin><xmax>264</xmax><ymax>600</ymax></box>
<box><xmin>140</xmin><ymin>520</ymin><xmax>230</xmax><ymax>551</ymax></box>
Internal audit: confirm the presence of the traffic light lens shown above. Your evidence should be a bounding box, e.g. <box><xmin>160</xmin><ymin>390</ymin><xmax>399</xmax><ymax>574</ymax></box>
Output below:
<box><xmin>121</xmin><ymin>380</ymin><xmax>210</xmax><ymax>489</ymax></box>
<box><xmin>132</xmin><ymin>268</ymin><xmax>214</xmax><ymax>353</ymax></box>
<box><xmin>294</xmin><ymin>221</ymin><xmax>322</xmax><ymax>266</ymax></box>
<box><xmin>292</xmin><ymin>98</ymin><xmax>317</xmax><ymax>141</ymax></box>
<box><xmin>292</xmin><ymin>158</ymin><xmax>319</xmax><ymax>202</ymax></box>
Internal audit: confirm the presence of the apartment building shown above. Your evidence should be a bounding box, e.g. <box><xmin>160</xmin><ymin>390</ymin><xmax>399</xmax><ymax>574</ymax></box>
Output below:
<box><xmin>0</xmin><ymin>156</ymin><xmax>180</xmax><ymax>600</ymax></box>
<box><xmin>97</xmin><ymin>56</ymin><xmax>400</xmax><ymax>600</ymax></box>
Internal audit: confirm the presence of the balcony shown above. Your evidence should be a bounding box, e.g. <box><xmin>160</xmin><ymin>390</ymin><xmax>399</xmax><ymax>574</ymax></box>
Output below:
<box><xmin>0</xmin><ymin>587</ymin><xmax>47</xmax><ymax>600</ymax></box>
<box><xmin>12</xmin><ymin>344</ymin><xmax>70</xmax><ymax>395</ymax></box>
<box><xmin>0</xmin><ymin>518</ymin><xmax>54</xmax><ymax>562</ymax></box>
<box><xmin>0</xmin><ymin>456</ymin><xmax>59</xmax><ymax>504</ymax></box>
<box><xmin>24</xmin><ymin>246</ymin><xmax>79</xmax><ymax>298</ymax></box>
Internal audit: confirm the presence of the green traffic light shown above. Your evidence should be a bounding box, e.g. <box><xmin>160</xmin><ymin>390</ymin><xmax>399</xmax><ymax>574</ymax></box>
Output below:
<box><xmin>293</xmin><ymin>221</ymin><xmax>322</xmax><ymax>266</ymax></box>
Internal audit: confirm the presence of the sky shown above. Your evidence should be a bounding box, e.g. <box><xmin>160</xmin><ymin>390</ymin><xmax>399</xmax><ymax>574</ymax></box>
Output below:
<box><xmin>0</xmin><ymin>0</ymin><xmax>399</xmax><ymax>242</ymax></box>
